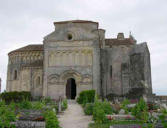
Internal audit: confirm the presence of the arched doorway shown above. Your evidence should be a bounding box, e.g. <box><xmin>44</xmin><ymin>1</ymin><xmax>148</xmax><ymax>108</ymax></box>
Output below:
<box><xmin>66</xmin><ymin>78</ymin><xmax>76</xmax><ymax>99</ymax></box>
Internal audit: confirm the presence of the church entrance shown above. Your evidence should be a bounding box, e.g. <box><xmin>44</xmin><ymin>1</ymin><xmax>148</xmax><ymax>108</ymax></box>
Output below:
<box><xmin>66</xmin><ymin>78</ymin><xmax>76</xmax><ymax>99</ymax></box>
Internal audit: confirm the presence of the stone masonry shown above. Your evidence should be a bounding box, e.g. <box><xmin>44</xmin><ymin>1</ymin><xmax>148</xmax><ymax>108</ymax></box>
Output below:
<box><xmin>6</xmin><ymin>20</ymin><xmax>152</xmax><ymax>100</ymax></box>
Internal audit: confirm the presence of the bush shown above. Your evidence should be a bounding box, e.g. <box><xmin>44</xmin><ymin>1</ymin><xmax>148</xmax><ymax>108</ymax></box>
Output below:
<box><xmin>132</xmin><ymin>98</ymin><xmax>148</xmax><ymax>120</ymax></box>
<box><xmin>93</xmin><ymin>100</ymin><xmax>108</xmax><ymax>123</ymax></box>
<box><xmin>0</xmin><ymin>91</ymin><xmax>31</xmax><ymax>103</ymax></box>
<box><xmin>84</xmin><ymin>103</ymin><xmax>94</xmax><ymax>115</ymax></box>
<box><xmin>62</xmin><ymin>99</ymin><xmax>68</xmax><ymax>111</ymax></box>
<box><xmin>32</xmin><ymin>101</ymin><xmax>45</xmax><ymax>110</ymax></box>
<box><xmin>159</xmin><ymin>109</ymin><xmax>167</xmax><ymax>128</ymax></box>
<box><xmin>121</xmin><ymin>99</ymin><xmax>130</xmax><ymax>114</ymax></box>
<box><xmin>0</xmin><ymin>101</ymin><xmax>16</xmax><ymax>128</ymax></box>
<box><xmin>43</xmin><ymin>110</ymin><xmax>60</xmax><ymax>128</ymax></box>
<box><xmin>102</xmin><ymin>100</ymin><xmax>113</xmax><ymax>114</ymax></box>
<box><xmin>17</xmin><ymin>99</ymin><xmax>32</xmax><ymax>109</ymax></box>
<box><xmin>77</xmin><ymin>90</ymin><xmax>95</xmax><ymax>104</ymax></box>
<box><xmin>92</xmin><ymin>96</ymin><xmax>113</xmax><ymax>124</ymax></box>
<box><xmin>44</xmin><ymin>97</ymin><xmax>53</xmax><ymax>105</ymax></box>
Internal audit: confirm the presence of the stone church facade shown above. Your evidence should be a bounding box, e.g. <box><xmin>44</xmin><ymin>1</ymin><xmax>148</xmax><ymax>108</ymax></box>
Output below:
<box><xmin>6</xmin><ymin>20</ymin><xmax>152</xmax><ymax>100</ymax></box>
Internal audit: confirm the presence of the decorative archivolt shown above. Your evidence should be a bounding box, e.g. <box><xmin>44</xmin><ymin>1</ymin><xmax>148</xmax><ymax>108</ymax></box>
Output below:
<box><xmin>82</xmin><ymin>74</ymin><xmax>92</xmax><ymax>83</ymax></box>
<box><xmin>48</xmin><ymin>70</ymin><xmax>92</xmax><ymax>86</ymax></box>
<box><xmin>48</xmin><ymin>50</ymin><xmax>93</xmax><ymax>66</ymax></box>
<box><xmin>48</xmin><ymin>74</ymin><xmax>60</xmax><ymax>84</ymax></box>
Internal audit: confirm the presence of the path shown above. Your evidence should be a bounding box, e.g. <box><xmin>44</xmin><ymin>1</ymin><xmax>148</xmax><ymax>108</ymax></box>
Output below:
<box><xmin>59</xmin><ymin>101</ymin><xmax>92</xmax><ymax>128</ymax></box>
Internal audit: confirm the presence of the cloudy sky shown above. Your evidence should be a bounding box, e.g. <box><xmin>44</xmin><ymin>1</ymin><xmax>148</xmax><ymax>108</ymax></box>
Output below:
<box><xmin>0</xmin><ymin>0</ymin><xmax>167</xmax><ymax>95</ymax></box>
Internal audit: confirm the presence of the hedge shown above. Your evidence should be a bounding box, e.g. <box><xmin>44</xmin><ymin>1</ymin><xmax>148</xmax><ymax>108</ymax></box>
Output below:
<box><xmin>77</xmin><ymin>90</ymin><xmax>95</xmax><ymax>104</ymax></box>
<box><xmin>0</xmin><ymin>91</ymin><xmax>31</xmax><ymax>103</ymax></box>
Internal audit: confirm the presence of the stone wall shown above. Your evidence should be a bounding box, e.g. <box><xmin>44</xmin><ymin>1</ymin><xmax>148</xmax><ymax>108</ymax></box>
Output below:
<box><xmin>43</xmin><ymin>21</ymin><xmax>102</xmax><ymax>99</ymax></box>
<box><xmin>6</xmin><ymin>51</ymin><xmax>43</xmax><ymax>97</ymax></box>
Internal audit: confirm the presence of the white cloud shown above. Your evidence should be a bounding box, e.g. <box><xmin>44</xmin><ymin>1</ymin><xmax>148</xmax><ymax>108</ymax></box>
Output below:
<box><xmin>0</xmin><ymin>0</ymin><xmax>167</xmax><ymax>95</ymax></box>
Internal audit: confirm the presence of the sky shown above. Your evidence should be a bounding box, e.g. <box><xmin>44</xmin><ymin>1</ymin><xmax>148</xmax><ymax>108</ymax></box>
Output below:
<box><xmin>0</xmin><ymin>0</ymin><xmax>167</xmax><ymax>95</ymax></box>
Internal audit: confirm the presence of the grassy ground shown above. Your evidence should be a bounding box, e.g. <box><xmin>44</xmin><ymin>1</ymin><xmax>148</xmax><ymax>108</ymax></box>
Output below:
<box><xmin>88</xmin><ymin>120</ymin><xmax>142</xmax><ymax>128</ymax></box>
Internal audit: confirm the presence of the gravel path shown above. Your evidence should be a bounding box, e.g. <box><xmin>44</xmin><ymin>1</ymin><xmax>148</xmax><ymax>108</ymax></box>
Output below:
<box><xmin>59</xmin><ymin>103</ymin><xmax>92</xmax><ymax>128</ymax></box>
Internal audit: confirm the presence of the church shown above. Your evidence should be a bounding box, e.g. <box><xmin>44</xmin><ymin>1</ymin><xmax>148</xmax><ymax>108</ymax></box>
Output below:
<box><xmin>6</xmin><ymin>20</ymin><xmax>152</xmax><ymax>100</ymax></box>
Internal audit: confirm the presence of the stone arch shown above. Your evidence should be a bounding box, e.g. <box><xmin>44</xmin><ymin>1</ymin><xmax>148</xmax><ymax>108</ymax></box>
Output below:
<box><xmin>48</xmin><ymin>74</ymin><xmax>59</xmax><ymax>84</ymax></box>
<box><xmin>60</xmin><ymin>70</ymin><xmax>82</xmax><ymax>84</ymax></box>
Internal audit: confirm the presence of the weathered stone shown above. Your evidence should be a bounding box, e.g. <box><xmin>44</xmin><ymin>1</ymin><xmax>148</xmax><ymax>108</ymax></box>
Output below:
<box><xmin>6</xmin><ymin>20</ymin><xmax>152</xmax><ymax>101</ymax></box>
<box><xmin>127</xmin><ymin>104</ymin><xmax>136</xmax><ymax>109</ymax></box>
<box><xmin>11</xmin><ymin>121</ymin><xmax>45</xmax><ymax>128</ymax></box>
<box><xmin>107</xmin><ymin>114</ymin><xmax>136</xmax><ymax>120</ymax></box>
<box><xmin>18</xmin><ymin>109</ymin><xmax>44</xmax><ymax>121</ymax></box>
<box><xmin>119</xmin><ymin>109</ymin><xmax>125</xmax><ymax>114</ymax></box>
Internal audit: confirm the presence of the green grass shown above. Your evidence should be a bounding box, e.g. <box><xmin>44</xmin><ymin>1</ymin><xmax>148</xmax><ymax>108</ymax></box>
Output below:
<box><xmin>89</xmin><ymin>120</ymin><xmax>142</xmax><ymax>128</ymax></box>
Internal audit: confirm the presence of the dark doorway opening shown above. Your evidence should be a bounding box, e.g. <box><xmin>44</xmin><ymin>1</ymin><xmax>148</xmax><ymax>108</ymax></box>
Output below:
<box><xmin>66</xmin><ymin>78</ymin><xmax>76</xmax><ymax>99</ymax></box>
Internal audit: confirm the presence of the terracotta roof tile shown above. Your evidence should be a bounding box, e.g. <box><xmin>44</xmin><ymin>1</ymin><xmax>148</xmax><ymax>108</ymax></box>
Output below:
<box><xmin>9</xmin><ymin>44</ymin><xmax>43</xmax><ymax>55</ymax></box>
<box><xmin>105</xmin><ymin>38</ymin><xmax>135</xmax><ymax>46</ymax></box>
<box><xmin>54</xmin><ymin>20</ymin><xmax>98</xmax><ymax>24</ymax></box>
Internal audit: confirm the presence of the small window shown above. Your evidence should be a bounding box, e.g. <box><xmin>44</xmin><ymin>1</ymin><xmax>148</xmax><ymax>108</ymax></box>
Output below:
<box><xmin>37</xmin><ymin>76</ymin><xmax>40</xmax><ymax>86</ymax></box>
<box><xmin>67</xmin><ymin>33</ymin><xmax>73</xmax><ymax>40</ymax></box>
<box><xmin>14</xmin><ymin>70</ymin><xmax>17</xmax><ymax>80</ymax></box>
<box><xmin>110</xmin><ymin>65</ymin><xmax>112</xmax><ymax>78</ymax></box>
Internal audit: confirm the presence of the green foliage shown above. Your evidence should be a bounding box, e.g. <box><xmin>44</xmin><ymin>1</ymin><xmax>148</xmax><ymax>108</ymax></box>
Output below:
<box><xmin>0</xmin><ymin>91</ymin><xmax>31</xmax><ymax>103</ymax></box>
<box><xmin>62</xmin><ymin>99</ymin><xmax>68</xmax><ymax>111</ymax></box>
<box><xmin>32</xmin><ymin>101</ymin><xmax>45</xmax><ymax>110</ymax></box>
<box><xmin>44</xmin><ymin>97</ymin><xmax>53</xmax><ymax>105</ymax></box>
<box><xmin>77</xmin><ymin>90</ymin><xmax>95</xmax><ymax>104</ymax></box>
<box><xmin>43</xmin><ymin>110</ymin><xmax>60</xmax><ymax>128</ymax></box>
<box><xmin>0</xmin><ymin>101</ymin><xmax>16</xmax><ymax>128</ymax></box>
<box><xmin>17</xmin><ymin>99</ymin><xmax>32</xmax><ymax>109</ymax></box>
<box><xmin>92</xmin><ymin>97</ymin><xmax>112</xmax><ymax>124</ymax></box>
<box><xmin>132</xmin><ymin>98</ymin><xmax>148</xmax><ymax>120</ymax></box>
<box><xmin>102</xmin><ymin>100</ymin><xmax>113</xmax><ymax>114</ymax></box>
<box><xmin>121</xmin><ymin>99</ymin><xmax>130</xmax><ymax>114</ymax></box>
<box><xmin>159</xmin><ymin>109</ymin><xmax>167</xmax><ymax>128</ymax></box>
<box><xmin>84</xmin><ymin>103</ymin><xmax>94</xmax><ymax>115</ymax></box>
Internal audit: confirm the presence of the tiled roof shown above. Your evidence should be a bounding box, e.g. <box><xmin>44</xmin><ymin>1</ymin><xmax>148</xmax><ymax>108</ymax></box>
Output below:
<box><xmin>105</xmin><ymin>38</ymin><xmax>135</xmax><ymax>46</ymax></box>
<box><xmin>54</xmin><ymin>20</ymin><xmax>98</xmax><ymax>24</ymax></box>
<box><xmin>9</xmin><ymin>44</ymin><xmax>43</xmax><ymax>55</ymax></box>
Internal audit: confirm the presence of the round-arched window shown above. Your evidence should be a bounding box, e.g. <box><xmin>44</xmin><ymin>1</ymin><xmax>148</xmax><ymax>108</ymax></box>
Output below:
<box><xmin>67</xmin><ymin>33</ymin><xmax>73</xmax><ymax>40</ymax></box>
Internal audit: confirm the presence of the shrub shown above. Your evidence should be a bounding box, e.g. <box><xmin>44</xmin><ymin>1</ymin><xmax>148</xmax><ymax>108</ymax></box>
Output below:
<box><xmin>132</xmin><ymin>98</ymin><xmax>148</xmax><ymax>120</ymax></box>
<box><xmin>32</xmin><ymin>101</ymin><xmax>45</xmax><ymax>110</ymax></box>
<box><xmin>102</xmin><ymin>100</ymin><xmax>113</xmax><ymax>114</ymax></box>
<box><xmin>0</xmin><ymin>101</ymin><xmax>16</xmax><ymax>128</ymax></box>
<box><xmin>44</xmin><ymin>97</ymin><xmax>53</xmax><ymax>105</ymax></box>
<box><xmin>121</xmin><ymin>99</ymin><xmax>130</xmax><ymax>114</ymax></box>
<box><xmin>0</xmin><ymin>91</ymin><xmax>31</xmax><ymax>103</ymax></box>
<box><xmin>93</xmin><ymin>100</ymin><xmax>108</xmax><ymax>123</ymax></box>
<box><xmin>17</xmin><ymin>99</ymin><xmax>32</xmax><ymax>109</ymax></box>
<box><xmin>62</xmin><ymin>99</ymin><xmax>68</xmax><ymax>111</ymax></box>
<box><xmin>84</xmin><ymin>103</ymin><xmax>94</xmax><ymax>115</ymax></box>
<box><xmin>92</xmin><ymin>96</ymin><xmax>113</xmax><ymax>123</ymax></box>
<box><xmin>77</xmin><ymin>90</ymin><xmax>95</xmax><ymax>104</ymax></box>
<box><xmin>159</xmin><ymin>109</ymin><xmax>167</xmax><ymax>128</ymax></box>
<box><xmin>43</xmin><ymin>110</ymin><xmax>60</xmax><ymax>128</ymax></box>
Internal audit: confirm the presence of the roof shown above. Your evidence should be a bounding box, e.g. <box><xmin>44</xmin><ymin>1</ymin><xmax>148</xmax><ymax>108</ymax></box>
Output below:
<box><xmin>54</xmin><ymin>20</ymin><xmax>98</xmax><ymax>25</ymax></box>
<box><xmin>105</xmin><ymin>38</ymin><xmax>135</xmax><ymax>46</ymax></box>
<box><xmin>9</xmin><ymin>44</ymin><xmax>43</xmax><ymax>55</ymax></box>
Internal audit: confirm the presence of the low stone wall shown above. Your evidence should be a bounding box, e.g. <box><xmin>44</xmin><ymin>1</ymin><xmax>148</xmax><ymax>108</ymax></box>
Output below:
<box><xmin>11</xmin><ymin>121</ymin><xmax>45</xmax><ymax>128</ymax></box>
<box><xmin>110</xmin><ymin>123</ymin><xmax>163</xmax><ymax>128</ymax></box>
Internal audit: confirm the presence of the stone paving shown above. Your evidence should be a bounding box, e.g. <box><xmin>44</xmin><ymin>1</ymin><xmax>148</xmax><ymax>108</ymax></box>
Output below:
<box><xmin>59</xmin><ymin>101</ymin><xmax>92</xmax><ymax>128</ymax></box>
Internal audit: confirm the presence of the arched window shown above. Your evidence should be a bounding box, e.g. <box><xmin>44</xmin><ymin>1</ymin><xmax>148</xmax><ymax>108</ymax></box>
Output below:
<box><xmin>14</xmin><ymin>70</ymin><xmax>17</xmax><ymax>80</ymax></box>
<box><xmin>37</xmin><ymin>76</ymin><xmax>40</xmax><ymax>86</ymax></box>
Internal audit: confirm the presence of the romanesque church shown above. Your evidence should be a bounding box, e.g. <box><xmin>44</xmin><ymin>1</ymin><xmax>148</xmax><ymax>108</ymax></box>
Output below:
<box><xmin>6</xmin><ymin>20</ymin><xmax>152</xmax><ymax>99</ymax></box>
